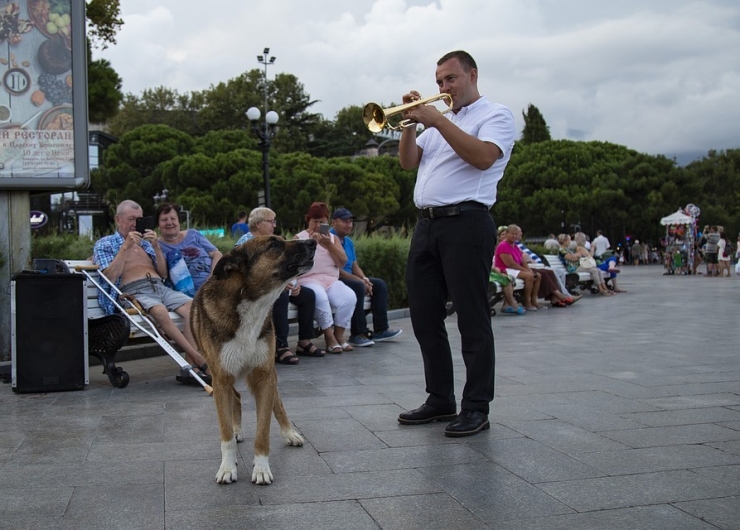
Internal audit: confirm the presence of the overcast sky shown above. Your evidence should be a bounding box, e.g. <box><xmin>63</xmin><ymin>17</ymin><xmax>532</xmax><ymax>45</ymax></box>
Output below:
<box><xmin>95</xmin><ymin>0</ymin><xmax>740</xmax><ymax>162</ymax></box>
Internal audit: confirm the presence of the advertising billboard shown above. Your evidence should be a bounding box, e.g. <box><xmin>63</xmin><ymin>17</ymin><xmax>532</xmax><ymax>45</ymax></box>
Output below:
<box><xmin>0</xmin><ymin>0</ymin><xmax>88</xmax><ymax>190</ymax></box>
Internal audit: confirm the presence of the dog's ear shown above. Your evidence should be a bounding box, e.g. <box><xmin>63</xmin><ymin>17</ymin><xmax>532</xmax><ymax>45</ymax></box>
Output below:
<box><xmin>213</xmin><ymin>253</ymin><xmax>245</xmax><ymax>280</ymax></box>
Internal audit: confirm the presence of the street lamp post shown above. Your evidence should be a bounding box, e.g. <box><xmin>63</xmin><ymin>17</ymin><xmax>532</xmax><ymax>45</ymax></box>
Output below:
<box><xmin>153</xmin><ymin>189</ymin><xmax>190</xmax><ymax>229</ymax></box>
<box><xmin>246</xmin><ymin>108</ymin><xmax>279</xmax><ymax>208</ymax></box>
<box><xmin>247</xmin><ymin>47</ymin><xmax>278</xmax><ymax>208</ymax></box>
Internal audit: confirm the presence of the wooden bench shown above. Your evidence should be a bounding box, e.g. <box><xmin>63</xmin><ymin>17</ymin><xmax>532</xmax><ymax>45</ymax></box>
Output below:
<box><xmin>64</xmin><ymin>260</ymin><xmax>371</xmax><ymax>386</ymax></box>
<box><xmin>65</xmin><ymin>261</ymin><xmax>187</xmax><ymax>340</ymax></box>
<box><xmin>542</xmin><ymin>254</ymin><xmax>611</xmax><ymax>293</ymax></box>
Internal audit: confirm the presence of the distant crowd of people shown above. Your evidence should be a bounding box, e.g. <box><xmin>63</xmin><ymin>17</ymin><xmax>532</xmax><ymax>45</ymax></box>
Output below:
<box><xmin>495</xmin><ymin>226</ymin><xmax>624</xmax><ymax>317</ymax></box>
<box><xmin>696</xmin><ymin>225</ymin><xmax>736</xmax><ymax>277</ymax></box>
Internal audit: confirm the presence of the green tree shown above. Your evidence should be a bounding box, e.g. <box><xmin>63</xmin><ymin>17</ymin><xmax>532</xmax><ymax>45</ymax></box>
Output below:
<box><xmin>87</xmin><ymin>56</ymin><xmax>122</xmax><ymax>123</ymax></box>
<box><xmin>269</xmin><ymin>153</ymin><xmax>402</xmax><ymax>233</ymax></box>
<box><xmin>155</xmin><ymin>148</ymin><xmax>264</xmax><ymax>226</ymax></box>
<box><xmin>197</xmin><ymin>70</ymin><xmax>321</xmax><ymax>153</ymax></box>
<box><xmin>497</xmin><ymin>140</ymin><xmax>691</xmax><ymax>244</ymax></box>
<box><xmin>92</xmin><ymin>125</ymin><xmax>195</xmax><ymax>211</ymax></box>
<box><xmin>197</xmin><ymin>71</ymin><xmax>263</xmax><ymax>134</ymax></box>
<box><xmin>308</xmin><ymin>105</ymin><xmax>374</xmax><ymax>158</ymax></box>
<box><xmin>86</xmin><ymin>0</ymin><xmax>124</xmax><ymax>48</ymax></box>
<box><xmin>192</xmin><ymin>129</ymin><xmax>258</xmax><ymax>157</ymax></box>
<box><xmin>352</xmin><ymin>155</ymin><xmax>417</xmax><ymax>229</ymax></box>
<box><xmin>270</xmin><ymin>72</ymin><xmax>323</xmax><ymax>153</ymax></box>
<box><xmin>106</xmin><ymin>87</ymin><xmax>206</xmax><ymax>137</ymax></box>
<box><xmin>520</xmin><ymin>103</ymin><xmax>551</xmax><ymax>145</ymax></box>
<box><xmin>684</xmin><ymin>149</ymin><xmax>740</xmax><ymax>236</ymax></box>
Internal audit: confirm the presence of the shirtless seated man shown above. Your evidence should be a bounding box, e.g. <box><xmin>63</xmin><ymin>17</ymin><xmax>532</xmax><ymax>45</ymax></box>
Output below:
<box><xmin>93</xmin><ymin>199</ymin><xmax>211</xmax><ymax>386</ymax></box>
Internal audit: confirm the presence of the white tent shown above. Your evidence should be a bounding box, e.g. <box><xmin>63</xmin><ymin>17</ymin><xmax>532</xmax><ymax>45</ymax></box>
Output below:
<box><xmin>660</xmin><ymin>209</ymin><xmax>692</xmax><ymax>226</ymax></box>
<box><xmin>660</xmin><ymin>208</ymin><xmax>698</xmax><ymax>274</ymax></box>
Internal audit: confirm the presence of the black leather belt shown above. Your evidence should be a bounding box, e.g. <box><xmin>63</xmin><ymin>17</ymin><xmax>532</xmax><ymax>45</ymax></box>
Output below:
<box><xmin>418</xmin><ymin>201</ymin><xmax>488</xmax><ymax>219</ymax></box>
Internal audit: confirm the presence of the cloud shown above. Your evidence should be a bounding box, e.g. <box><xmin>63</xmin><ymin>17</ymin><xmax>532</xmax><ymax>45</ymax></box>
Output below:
<box><xmin>97</xmin><ymin>0</ymin><xmax>740</xmax><ymax>157</ymax></box>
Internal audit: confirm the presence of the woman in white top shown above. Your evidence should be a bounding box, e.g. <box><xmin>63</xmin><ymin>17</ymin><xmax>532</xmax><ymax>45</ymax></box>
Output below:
<box><xmin>294</xmin><ymin>202</ymin><xmax>357</xmax><ymax>353</ymax></box>
<box><xmin>717</xmin><ymin>230</ymin><xmax>731</xmax><ymax>277</ymax></box>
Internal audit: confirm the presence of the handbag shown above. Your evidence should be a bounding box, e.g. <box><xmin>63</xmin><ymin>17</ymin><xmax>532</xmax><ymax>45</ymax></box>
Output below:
<box><xmin>579</xmin><ymin>256</ymin><xmax>597</xmax><ymax>269</ymax></box>
<box><xmin>490</xmin><ymin>271</ymin><xmax>512</xmax><ymax>286</ymax></box>
<box><xmin>165</xmin><ymin>248</ymin><xmax>196</xmax><ymax>297</ymax></box>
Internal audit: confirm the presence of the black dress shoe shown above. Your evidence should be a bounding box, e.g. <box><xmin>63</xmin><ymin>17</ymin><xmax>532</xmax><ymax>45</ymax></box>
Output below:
<box><xmin>398</xmin><ymin>404</ymin><xmax>457</xmax><ymax>425</ymax></box>
<box><xmin>444</xmin><ymin>410</ymin><xmax>490</xmax><ymax>437</ymax></box>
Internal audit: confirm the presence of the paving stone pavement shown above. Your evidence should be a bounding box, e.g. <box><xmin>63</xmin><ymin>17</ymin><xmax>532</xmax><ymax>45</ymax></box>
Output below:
<box><xmin>1</xmin><ymin>265</ymin><xmax>739</xmax><ymax>529</ymax></box>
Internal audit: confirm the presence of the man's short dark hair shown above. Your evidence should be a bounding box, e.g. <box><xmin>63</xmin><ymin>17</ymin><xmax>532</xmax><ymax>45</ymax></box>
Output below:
<box><xmin>438</xmin><ymin>50</ymin><xmax>477</xmax><ymax>72</ymax></box>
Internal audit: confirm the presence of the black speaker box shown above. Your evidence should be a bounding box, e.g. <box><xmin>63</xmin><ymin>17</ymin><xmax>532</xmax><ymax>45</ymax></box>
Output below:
<box><xmin>11</xmin><ymin>273</ymin><xmax>88</xmax><ymax>393</ymax></box>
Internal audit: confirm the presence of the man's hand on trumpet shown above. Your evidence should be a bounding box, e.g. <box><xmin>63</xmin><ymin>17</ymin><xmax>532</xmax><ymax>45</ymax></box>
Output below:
<box><xmin>401</xmin><ymin>90</ymin><xmax>447</xmax><ymax>129</ymax></box>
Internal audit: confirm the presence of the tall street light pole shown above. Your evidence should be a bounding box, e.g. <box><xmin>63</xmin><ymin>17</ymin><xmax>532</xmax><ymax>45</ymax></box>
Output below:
<box><xmin>247</xmin><ymin>47</ymin><xmax>278</xmax><ymax>208</ymax></box>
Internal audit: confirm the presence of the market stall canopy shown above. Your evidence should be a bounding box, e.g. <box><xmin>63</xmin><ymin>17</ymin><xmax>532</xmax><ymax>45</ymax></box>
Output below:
<box><xmin>660</xmin><ymin>210</ymin><xmax>693</xmax><ymax>226</ymax></box>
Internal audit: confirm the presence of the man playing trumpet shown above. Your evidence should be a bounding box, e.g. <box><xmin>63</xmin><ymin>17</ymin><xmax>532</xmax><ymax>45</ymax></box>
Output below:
<box><xmin>397</xmin><ymin>50</ymin><xmax>515</xmax><ymax>437</ymax></box>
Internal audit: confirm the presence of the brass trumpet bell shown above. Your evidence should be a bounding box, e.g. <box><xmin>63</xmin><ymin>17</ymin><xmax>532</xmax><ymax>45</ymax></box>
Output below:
<box><xmin>362</xmin><ymin>93</ymin><xmax>453</xmax><ymax>132</ymax></box>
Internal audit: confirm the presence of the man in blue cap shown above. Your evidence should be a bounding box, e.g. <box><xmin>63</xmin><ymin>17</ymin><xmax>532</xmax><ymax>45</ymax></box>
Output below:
<box><xmin>331</xmin><ymin>208</ymin><xmax>402</xmax><ymax>347</ymax></box>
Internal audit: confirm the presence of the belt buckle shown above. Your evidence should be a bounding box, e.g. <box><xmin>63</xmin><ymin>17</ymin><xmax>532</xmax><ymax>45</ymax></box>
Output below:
<box><xmin>428</xmin><ymin>207</ymin><xmax>435</xmax><ymax>219</ymax></box>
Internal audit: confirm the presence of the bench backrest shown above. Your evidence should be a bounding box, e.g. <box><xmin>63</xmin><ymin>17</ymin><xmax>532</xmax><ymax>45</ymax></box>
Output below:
<box><xmin>64</xmin><ymin>260</ymin><xmax>373</xmax><ymax>340</ymax></box>
<box><xmin>542</xmin><ymin>254</ymin><xmax>607</xmax><ymax>282</ymax></box>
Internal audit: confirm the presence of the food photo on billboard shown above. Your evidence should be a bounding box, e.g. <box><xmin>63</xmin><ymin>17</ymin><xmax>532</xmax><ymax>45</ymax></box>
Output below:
<box><xmin>0</xmin><ymin>0</ymin><xmax>88</xmax><ymax>191</ymax></box>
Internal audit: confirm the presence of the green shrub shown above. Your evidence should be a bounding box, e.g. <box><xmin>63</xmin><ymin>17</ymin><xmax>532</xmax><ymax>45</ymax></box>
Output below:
<box><xmin>527</xmin><ymin>243</ymin><xmax>548</xmax><ymax>258</ymax></box>
<box><xmin>208</xmin><ymin>235</ymin><xmax>241</xmax><ymax>254</ymax></box>
<box><xmin>32</xmin><ymin>233</ymin><xmax>95</xmax><ymax>260</ymax></box>
<box><xmin>353</xmin><ymin>234</ymin><xmax>410</xmax><ymax>310</ymax></box>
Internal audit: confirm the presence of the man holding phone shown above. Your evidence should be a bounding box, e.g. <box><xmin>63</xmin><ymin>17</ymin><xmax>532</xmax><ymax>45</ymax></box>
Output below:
<box><xmin>93</xmin><ymin>199</ymin><xmax>211</xmax><ymax>386</ymax></box>
<box><xmin>135</xmin><ymin>215</ymin><xmax>155</xmax><ymax>234</ymax></box>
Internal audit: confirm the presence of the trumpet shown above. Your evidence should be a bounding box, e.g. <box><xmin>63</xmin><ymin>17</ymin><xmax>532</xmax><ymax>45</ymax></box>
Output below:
<box><xmin>362</xmin><ymin>93</ymin><xmax>453</xmax><ymax>132</ymax></box>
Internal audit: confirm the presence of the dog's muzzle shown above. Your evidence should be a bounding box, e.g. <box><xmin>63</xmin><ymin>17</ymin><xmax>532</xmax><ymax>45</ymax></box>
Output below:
<box><xmin>288</xmin><ymin>239</ymin><xmax>316</xmax><ymax>276</ymax></box>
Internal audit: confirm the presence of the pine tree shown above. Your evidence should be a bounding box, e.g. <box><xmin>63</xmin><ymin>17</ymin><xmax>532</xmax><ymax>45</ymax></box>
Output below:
<box><xmin>520</xmin><ymin>104</ymin><xmax>551</xmax><ymax>145</ymax></box>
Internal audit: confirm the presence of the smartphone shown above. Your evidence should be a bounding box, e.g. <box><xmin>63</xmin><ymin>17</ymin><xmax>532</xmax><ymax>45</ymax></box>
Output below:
<box><xmin>319</xmin><ymin>223</ymin><xmax>330</xmax><ymax>235</ymax></box>
<box><xmin>135</xmin><ymin>216</ymin><xmax>155</xmax><ymax>233</ymax></box>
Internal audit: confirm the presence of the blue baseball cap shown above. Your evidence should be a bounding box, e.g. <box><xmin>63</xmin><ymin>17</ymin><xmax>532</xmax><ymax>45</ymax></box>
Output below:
<box><xmin>332</xmin><ymin>208</ymin><xmax>355</xmax><ymax>220</ymax></box>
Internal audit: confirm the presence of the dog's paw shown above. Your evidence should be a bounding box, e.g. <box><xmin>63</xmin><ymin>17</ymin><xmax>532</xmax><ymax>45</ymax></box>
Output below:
<box><xmin>282</xmin><ymin>428</ymin><xmax>304</xmax><ymax>447</ymax></box>
<box><xmin>216</xmin><ymin>439</ymin><xmax>238</xmax><ymax>484</ymax></box>
<box><xmin>215</xmin><ymin>465</ymin><xmax>238</xmax><ymax>484</ymax></box>
<box><xmin>252</xmin><ymin>455</ymin><xmax>273</xmax><ymax>485</ymax></box>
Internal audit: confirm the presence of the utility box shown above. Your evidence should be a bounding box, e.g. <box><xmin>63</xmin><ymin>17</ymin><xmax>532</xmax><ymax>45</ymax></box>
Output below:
<box><xmin>11</xmin><ymin>273</ymin><xmax>88</xmax><ymax>393</ymax></box>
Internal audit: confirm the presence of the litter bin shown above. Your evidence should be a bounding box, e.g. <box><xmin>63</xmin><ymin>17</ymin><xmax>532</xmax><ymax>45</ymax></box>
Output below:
<box><xmin>11</xmin><ymin>272</ymin><xmax>89</xmax><ymax>393</ymax></box>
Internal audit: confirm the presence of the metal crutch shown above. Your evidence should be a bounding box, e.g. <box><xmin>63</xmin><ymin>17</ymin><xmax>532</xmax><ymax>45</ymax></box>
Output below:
<box><xmin>75</xmin><ymin>265</ymin><xmax>213</xmax><ymax>395</ymax></box>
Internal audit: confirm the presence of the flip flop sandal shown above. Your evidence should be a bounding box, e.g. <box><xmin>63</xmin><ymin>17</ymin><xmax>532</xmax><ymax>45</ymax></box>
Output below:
<box><xmin>501</xmin><ymin>306</ymin><xmax>518</xmax><ymax>314</ymax></box>
<box><xmin>295</xmin><ymin>342</ymin><xmax>325</xmax><ymax>357</ymax></box>
<box><xmin>327</xmin><ymin>345</ymin><xmax>343</xmax><ymax>354</ymax></box>
<box><xmin>340</xmin><ymin>342</ymin><xmax>354</xmax><ymax>351</ymax></box>
<box><xmin>276</xmin><ymin>347</ymin><xmax>300</xmax><ymax>365</ymax></box>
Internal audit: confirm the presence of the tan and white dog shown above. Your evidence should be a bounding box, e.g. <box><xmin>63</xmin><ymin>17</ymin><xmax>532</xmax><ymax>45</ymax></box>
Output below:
<box><xmin>191</xmin><ymin>236</ymin><xmax>316</xmax><ymax>485</ymax></box>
